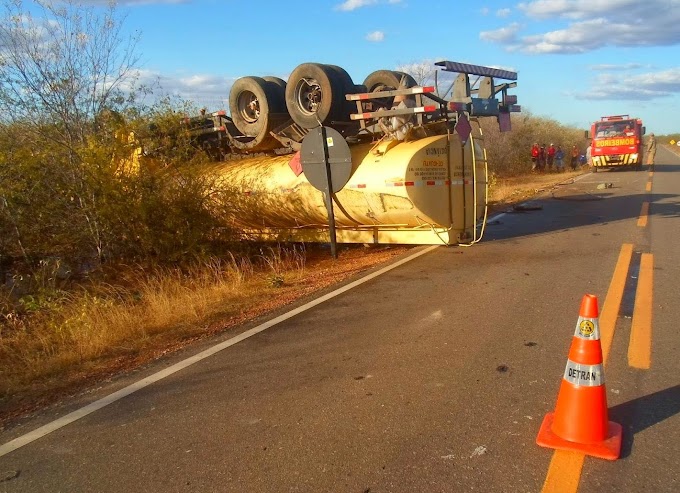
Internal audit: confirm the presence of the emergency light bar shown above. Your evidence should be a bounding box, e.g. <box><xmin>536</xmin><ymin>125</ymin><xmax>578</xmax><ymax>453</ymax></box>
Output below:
<box><xmin>600</xmin><ymin>115</ymin><xmax>630</xmax><ymax>121</ymax></box>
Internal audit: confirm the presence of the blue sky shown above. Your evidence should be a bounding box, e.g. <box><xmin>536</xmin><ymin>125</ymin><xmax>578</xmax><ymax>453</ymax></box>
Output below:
<box><xmin>66</xmin><ymin>1</ymin><xmax>680</xmax><ymax>134</ymax></box>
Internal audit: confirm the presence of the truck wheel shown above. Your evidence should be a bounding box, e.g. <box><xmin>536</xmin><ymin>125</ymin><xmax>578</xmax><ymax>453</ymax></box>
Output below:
<box><xmin>285</xmin><ymin>63</ymin><xmax>344</xmax><ymax>129</ymax></box>
<box><xmin>229</xmin><ymin>76</ymin><xmax>278</xmax><ymax>137</ymax></box>
<box><xmin>262</xmin><ymin>76</ymin><xmax>288</xmax><ymax>113</ymax></box>
<box><xmin>362</xmin><ymin>70</ymin><xmax>418</xmax><ymax>108</ymax></box>
<box><xmin>263</xmin><ymin>76</ymin><xmax>286</xmax><ymax>90</ymax></box>
<box><xmin>324</xmin><ymin>64</ymin><xmax>355</xmax><ymax>121</ymax></box>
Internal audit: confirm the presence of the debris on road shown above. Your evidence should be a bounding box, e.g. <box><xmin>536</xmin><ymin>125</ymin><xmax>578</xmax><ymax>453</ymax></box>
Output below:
<box><xmin>470</xmin><ymin>445</ymin><xmax>488</xmax><ymax>458</ymax></box>
<box><xmin>512</xmin><ymin>203</ymin><xmax>543</xmax><ymax>212</ymax></box>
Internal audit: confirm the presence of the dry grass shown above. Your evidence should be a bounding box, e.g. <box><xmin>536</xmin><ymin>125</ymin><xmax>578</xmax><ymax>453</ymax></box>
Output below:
<box><xmin>489</xmin><ymin>168</ymin><xmax>587</xmax><ymax>208</ymax></box>
<box><xmin>0</xmin><ymin>245</ymin><xmax>407</xmax><ymax>424</ymax></box>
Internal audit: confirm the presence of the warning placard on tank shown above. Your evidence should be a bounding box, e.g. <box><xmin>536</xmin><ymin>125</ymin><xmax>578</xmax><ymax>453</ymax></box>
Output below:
<box><xmin>408</xmin><ymin>147</ymin><xmax>448</xmax><ymax>180</ymax></box>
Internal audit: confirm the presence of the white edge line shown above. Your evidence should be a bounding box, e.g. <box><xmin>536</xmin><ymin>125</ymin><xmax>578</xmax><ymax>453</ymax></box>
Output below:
<box><xmin>0</xmin><ymin>245</ymin><xmax>439</xmax><ymax>458</ymax></box>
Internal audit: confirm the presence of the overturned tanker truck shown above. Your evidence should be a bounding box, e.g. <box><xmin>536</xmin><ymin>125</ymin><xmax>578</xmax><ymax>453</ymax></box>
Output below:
<box><xmin>180</xmin><ymin>61</ymin><xmax>520</xmax><ymax>246</ymax></box>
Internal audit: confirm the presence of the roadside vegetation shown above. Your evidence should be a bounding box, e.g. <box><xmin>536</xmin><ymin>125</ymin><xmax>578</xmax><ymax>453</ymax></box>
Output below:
<box><xmin>1</xmin><ymin>1</ymin><xmax>595</xmax><ymax>421</ymax></box>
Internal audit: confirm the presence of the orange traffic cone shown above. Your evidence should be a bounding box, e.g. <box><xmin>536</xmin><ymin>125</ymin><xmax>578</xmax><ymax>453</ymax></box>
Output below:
<box><xmin>536</xmin><ymin>294</ymin><xmax>622</xmax><ymax>460</ymax></box>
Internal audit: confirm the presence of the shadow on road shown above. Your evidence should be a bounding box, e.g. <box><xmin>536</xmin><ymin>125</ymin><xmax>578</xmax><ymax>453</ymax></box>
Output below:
<box><xmin>486</xmin><ymin>154</ymin><xmax>680</xmax><ymax>242</ymax></box>
<box><xmin>486</xmin><ymin>191</ymin><xmax>680</xmax><ymax>241</ymax></box>
<box><xmin>609</xmin><ymin>384</ymin><xmax>680</xmax><ymax>459</ymax></box>
<box><xmin>645</xmin><ymin>163</ymin><xmax>680</xmax><ymax>172</ymax></box>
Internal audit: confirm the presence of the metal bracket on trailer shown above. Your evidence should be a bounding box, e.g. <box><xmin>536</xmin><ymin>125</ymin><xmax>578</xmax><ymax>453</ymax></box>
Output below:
<box><xmin>435</xmin><ymin>60</ymin><xmax>520</xmax><ymax>127</ymax></box>
<box><xmin>345</xmin><ymin>61</ymin><xmax>520</xmax><ymax>132</ymax></box>
<box><xmin>345</xmin><ymin>86</ymin><xmax>448</xmax><ymax>131</ymax></box>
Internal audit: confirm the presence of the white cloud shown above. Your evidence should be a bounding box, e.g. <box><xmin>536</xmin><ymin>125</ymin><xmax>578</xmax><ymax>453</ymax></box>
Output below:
<box><xmin>496</xmin><ymin>8</ymin><xmax>511</xmax><ymax>17</ymax></box>
<box><xmin>625</xmin><ymin>67</ymin><xmax>680</xmax><ymax>92</ymax></box>
<box><xmin>480</xmin><ymin>23</ymin><xmax>521</xmax><ymax>43</ymax></box>
<box><xmin>518</xmin><ymin>0</ymin><xmax>641</xmax><ymax>20</ymax></box>
<box><xmin>335</xmin><ymin>0</ymin><xmax>378</xmax><ymax>11</ymax></box>
<box><xmin>366</xmin><ymin>30</ymin><xmax>385</xmax><ymax>42</ymax></box>
<box><xmin>590</xmin><ymin>63</ymin><xmax>645</xmax><ymax>71</ymax></box>
<box><xmin>133</xmin><ymin>69</ymin><xmax>236</xmax><ymax>108</ymax></box>
<box><xmin>578</xmin><ymin>67</ymin><xmax>680</xmax><ymax>100</ymax></box>
<box><xmin>335</xmin><ymin>0</ymin><xmax>403</xmax><ymax>11</ymax></box>
<box><xmin>578</xmin><ymin>86</ymin><xmax>666</xmax><ymax>101</ymax></box>
<box><xmin>487</xmin><ymin>0</ymin><xmax>680</xmax><ymax>54</ymax></box>
<box><xmin>480</xmin><ymin>7</ymin><xmax>490</xmax><ymax>15</ymax></box>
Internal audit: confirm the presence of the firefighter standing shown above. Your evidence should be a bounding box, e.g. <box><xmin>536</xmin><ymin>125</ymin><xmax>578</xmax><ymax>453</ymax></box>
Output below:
<box><xmin>531</xmin><ymin>143</ymin><xmax>539</xmax><ymax>171</ymax></box>
<box><xmin>570</xmin><ymin>145</ymin><xmax>579</xmax><ymax>170</ymax></box>
<box><xmin>547</xmin><ymin>143</ymin><xmax>556</xmax><ymax>171</ymax></box>
<box><xmin>538</xmin><ymin>145</ymin><xmax>547</xmax><ymax>172</ymax></box>
<box><xmin>555</xmin><ymin>145</ymin><xmax>565</xmax><ymax>172</ymax></box>
<box><xmin>645</xmin><ymin>133</ymin><xmax>657</xmax><ymax>166</ymax></box>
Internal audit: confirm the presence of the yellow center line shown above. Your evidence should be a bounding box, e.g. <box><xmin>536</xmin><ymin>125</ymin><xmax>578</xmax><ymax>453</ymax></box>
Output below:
<box><xmin>648</xmin><ymin>171</ymin><xmax>653</xmax><ymax>178</ymax></box>
<box><xmin>645</xmin><ymin>181</ymin><xmax>652</xmax><ymax>192</ymax></box>
<box><xmin>600</xmin><ymin>243</ymin><xmax>633</xmax><ymax>362</ymax></box>
<box><xmin>629</xmin><ymin>253</ymin><xmax>653</xmax><ymax>369</ymax></box>
<box><xmin>540</xmin><ymin>243</ymin><xmax>632</xmax><ymax>493</ymax></box>
<box><xmin>541</xmin><ymin>451</ymin><xmax>585</xmax><ymax>493</ymax></box>
<box><xmin>637</xmin><ymin>202</ymin><xmax>649</xmax><ymax>227</ymax></box>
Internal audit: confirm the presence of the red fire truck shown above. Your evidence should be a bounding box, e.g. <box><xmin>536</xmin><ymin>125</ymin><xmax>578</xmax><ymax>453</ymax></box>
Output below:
<box><xmin>588</xmin><ymin>115</ymin><xmax>646</xmax><ymax>171</ymax></box>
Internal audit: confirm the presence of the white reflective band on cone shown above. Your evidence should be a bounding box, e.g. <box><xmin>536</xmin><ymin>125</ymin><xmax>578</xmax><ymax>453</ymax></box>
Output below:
<box><xmin>573</xmin><ymin>316</ymin><xmax>601</xmax><ymax>340</ymax></box>
<box><xmin>563</xmin><ymin>361</ymin><xmax>605</xmax><ymax>387</ymax></box>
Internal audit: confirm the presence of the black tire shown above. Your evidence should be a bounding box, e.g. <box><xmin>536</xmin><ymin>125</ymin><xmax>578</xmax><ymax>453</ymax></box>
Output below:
<box><xmin>262</xmin><ymin>76</ymin><xmax>288</xmax><ymax>113</ymax></box>
<box><xmin>362</xmin><ymin>70</ymin><xmax>418</xmax><ymax>108</ymax></box>
<box><xmin>229</xmin><ymin>76</ymin><xmax>278</xmax><ymax>137</ymax></box>
<box><xmin>324</xmin><ymin>65</ymin><xmax>354</xmax><ymax>92</ymax></box>
<box><xmin>324</xmin><ymin>64</ymin><xmax>355</xmax><ymax>121</ymax></box>
<box><xmin>285</xmin><ymin>63</ymin><xmax>345</xmax><ymax>129</ymax></box>
<box><xmin>262</xmin><ymin>76</ymin><xmax>286</xmax><ymax>90</ymax></box>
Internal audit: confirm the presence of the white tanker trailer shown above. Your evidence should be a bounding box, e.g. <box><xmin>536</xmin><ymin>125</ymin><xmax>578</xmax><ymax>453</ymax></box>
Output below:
<box><xmin>176</xmin><ymin>61</ymin><xmax>520</xmax><ymax>246</ymax></box>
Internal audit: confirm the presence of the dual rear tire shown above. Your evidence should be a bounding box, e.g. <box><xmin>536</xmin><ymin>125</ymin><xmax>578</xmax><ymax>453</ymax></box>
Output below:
<box><xmin>229</xmin><ymin>76</ymin><xmax>287</xmax><ymax>138</ymax></box>
<box><xmin>230</xmin><ymin>65</ymin><xmax>419</xmax><ymax>134</ymax></box>
<box><xmin>362</xmin><ymin>70</ymin><xmax>417</xmax><ymax>108</ymax></box>
<box><xmin>284</xmin><ymin>63</ymin><xmax>354</xmax><ymax>129</ymax></box>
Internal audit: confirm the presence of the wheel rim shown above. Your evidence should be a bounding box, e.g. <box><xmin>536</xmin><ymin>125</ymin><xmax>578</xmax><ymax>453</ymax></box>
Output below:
<box><xmin>295</xmin><ymin>77</ymin><xmax>323</xmax><ymax>116</ymax></box>
<box><xmin>237</xmin><ymin>90</ymin><xmax>260</xmax><ymax>123</ymax></box>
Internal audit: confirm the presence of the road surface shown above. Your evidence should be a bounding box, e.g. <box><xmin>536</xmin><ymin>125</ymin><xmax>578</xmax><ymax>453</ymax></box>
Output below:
<box><xmin>1</xmin><ymin>147</ymin><xmax>679</xmax><ymax>492</ymax></box>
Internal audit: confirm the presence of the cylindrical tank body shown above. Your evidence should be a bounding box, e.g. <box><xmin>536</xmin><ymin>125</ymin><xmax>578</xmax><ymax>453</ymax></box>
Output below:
<box><xmin>210</xmin><ymin>120</ymin><xmax>488</xmax><ymax>245</ymax></box>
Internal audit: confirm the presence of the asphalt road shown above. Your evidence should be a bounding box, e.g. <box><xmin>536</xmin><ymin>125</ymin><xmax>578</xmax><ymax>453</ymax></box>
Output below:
<box><xmin>1</xmin><ymin>147</ymin><xmax>679</xmax><ymax>493</ymax></box>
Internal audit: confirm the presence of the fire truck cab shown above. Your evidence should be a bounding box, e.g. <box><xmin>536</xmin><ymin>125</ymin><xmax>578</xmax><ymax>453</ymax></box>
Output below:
<box><xmin>587</xmin><ymin>115</ymin><xmax>646</xmax><ymax>172</ymax></box>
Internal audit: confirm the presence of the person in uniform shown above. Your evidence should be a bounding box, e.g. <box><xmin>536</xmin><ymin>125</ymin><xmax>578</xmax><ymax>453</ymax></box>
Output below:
<box><xmin>531</xmin><ymin>143</ymin><xmax>539</xmax><ymax>171</ymax></box>
<box><xmin>570</xmin><ymin>145</ymin><xmax>579</xmax><ymax>170</ymax></box>
<box><xmin>555</xmin><ymin>145</ymin><xmax>565</xmax><ymax>172</ymax></box>
<box><xmin>547</xmin><ymin>143</ymin><xmax>556</xmax><ymax>171</ymax></box>
<box><xmin>645</xmin><ymin>133</ymin><xmax>657</xmax><ymax>166</ymax></box>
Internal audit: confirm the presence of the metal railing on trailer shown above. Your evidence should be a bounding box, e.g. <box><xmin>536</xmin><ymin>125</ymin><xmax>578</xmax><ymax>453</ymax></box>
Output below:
<box><xmin>342</xmin><ymin>61</ymin><xmax>520</xmax><ymax>246</ymax></box>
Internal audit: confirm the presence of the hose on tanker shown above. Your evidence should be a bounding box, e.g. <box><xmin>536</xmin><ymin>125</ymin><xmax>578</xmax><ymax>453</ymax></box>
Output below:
<box><xmin>331</xmin><ymin>194</ymin><xmax>363</xmax><ymax>225</ymax></box>
<box><xmin>458</xmin><ymin>128</ymin><xmax>489</xmax><ymax>247</ymax></box>
<box><xmin>458</xmin><ymin>156</ymin><xmax>489</xmax><ymax>247</ymax></box>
